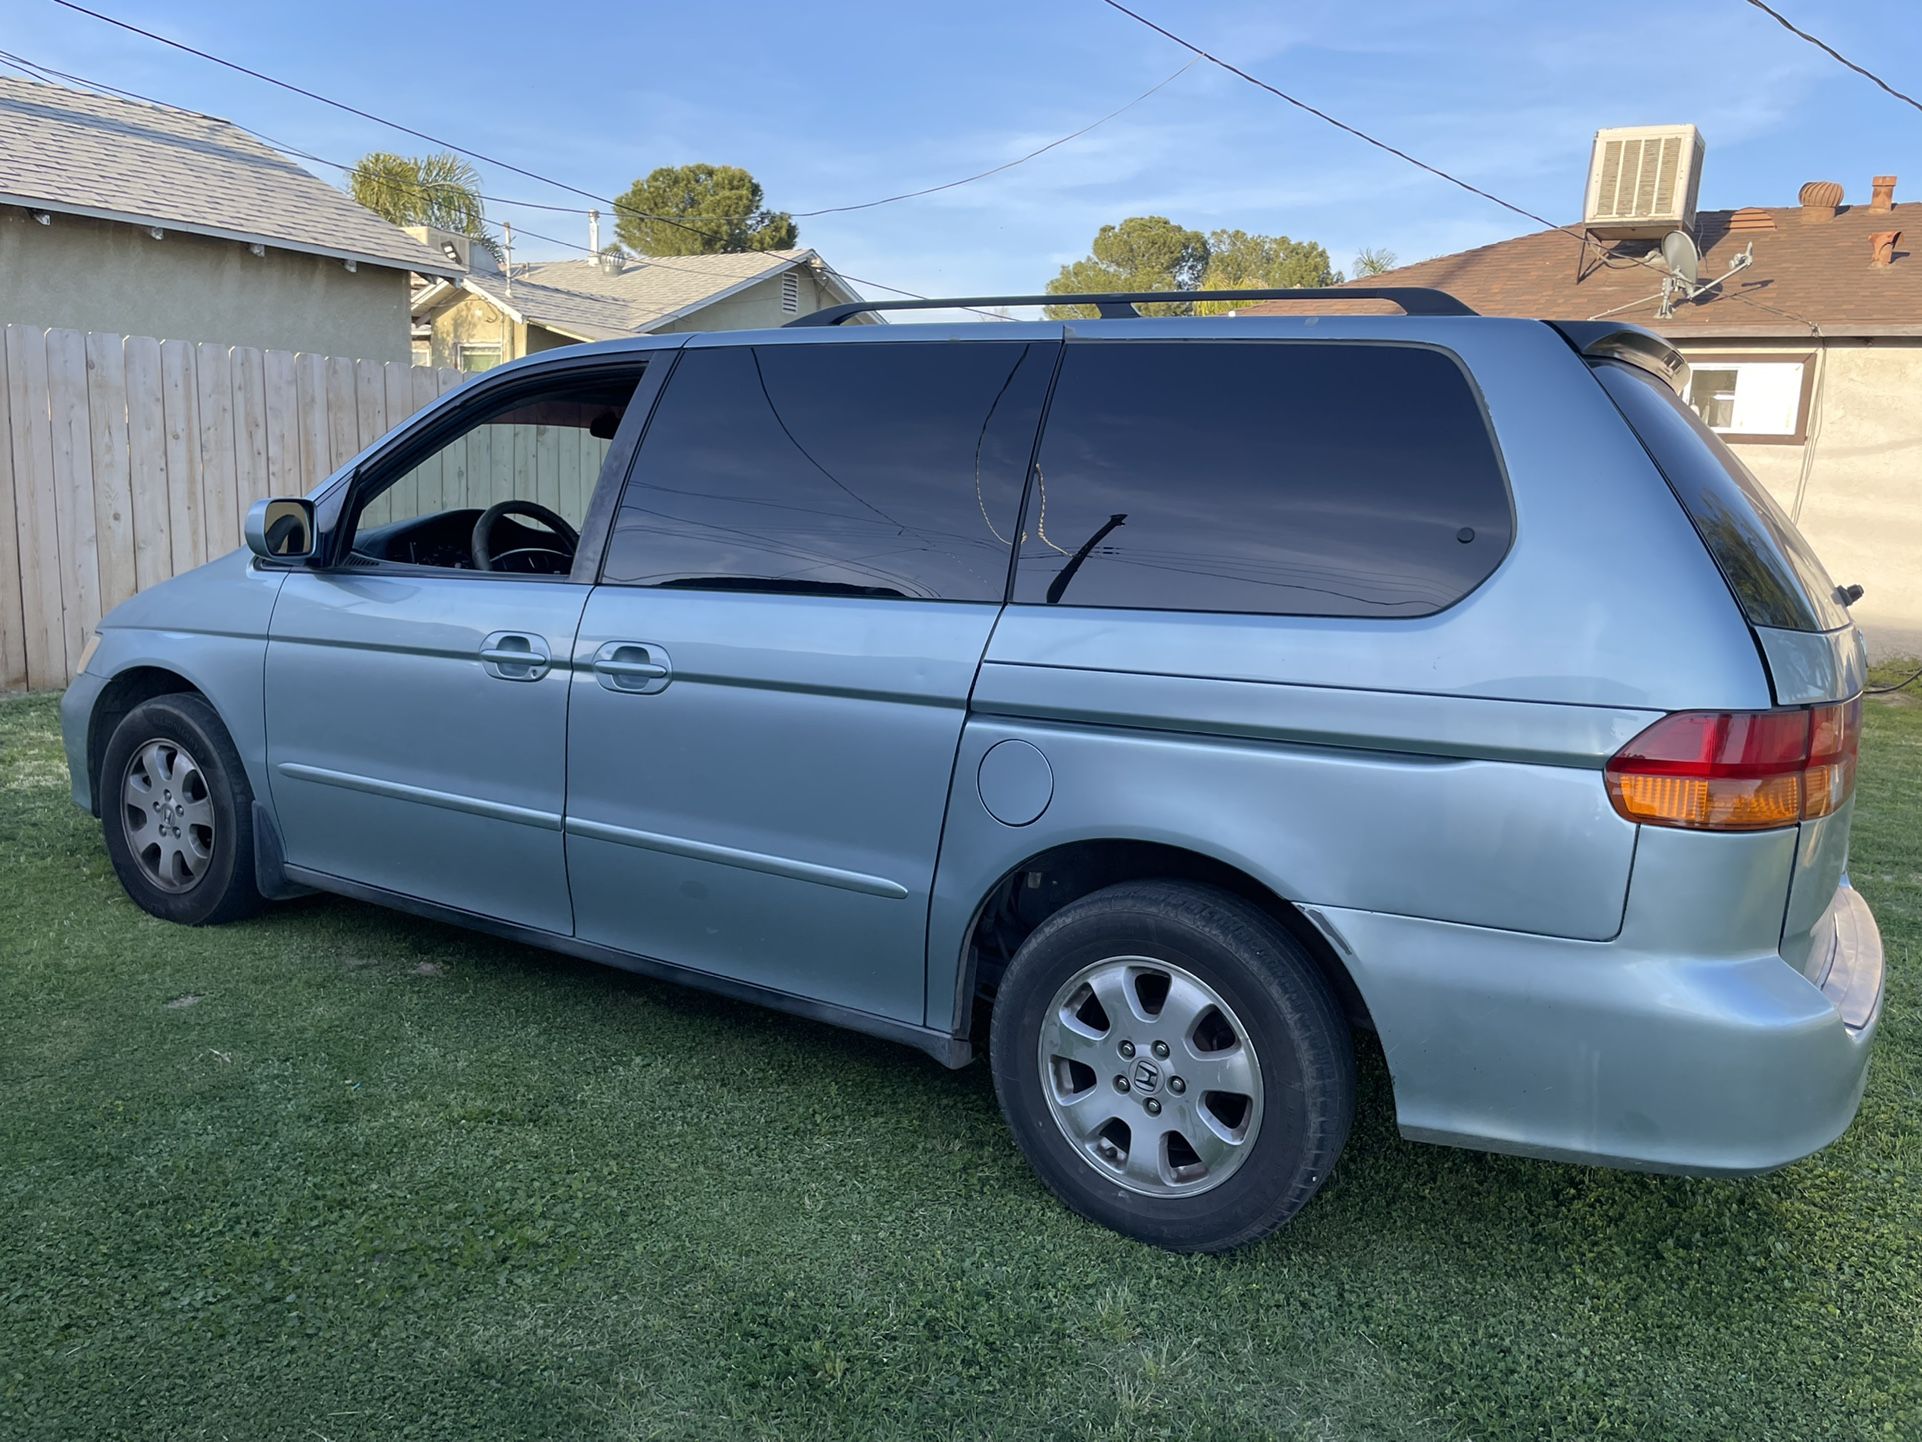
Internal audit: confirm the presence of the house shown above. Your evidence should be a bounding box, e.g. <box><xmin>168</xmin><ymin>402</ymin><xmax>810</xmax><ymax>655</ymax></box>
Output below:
<box><xmin>1249</xmin><ymin>154</ymin><xmax>1922</xmax><ymax>659</ymax></box>
<box><xmin>0</xmin><ymin>75</ymin><xmax>456</xmax><ymax>361</ymax></box>
<box><xmin>408</xmin><ymin>241</ymin><xmax>870</xmax><ymax>371</ymax></box>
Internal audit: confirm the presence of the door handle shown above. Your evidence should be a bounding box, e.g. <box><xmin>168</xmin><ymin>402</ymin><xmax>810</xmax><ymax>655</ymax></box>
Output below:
<box><xmin>479</xmin><ymin>631</ymin><xmax>551</xmax><ymax>681</ymax></box>
<box><xmin>592</xmin><ymin>640</ymin><xmax>673</xmax><ymax>694</ymax></box>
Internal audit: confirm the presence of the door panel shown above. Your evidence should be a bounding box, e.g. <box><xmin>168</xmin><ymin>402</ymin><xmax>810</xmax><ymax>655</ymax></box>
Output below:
<box><xmin>562</xmin><ymin>336</ymin><xmax>1055</xmax><ymax>1021</ymax></box>
<box><xmin>566</xmin><ymin>590</ymin><xmax>996</xmax><ymax>1020</ymax></box>
<box><xmin>267</xmin><ymin>573</ymin><xmax>587</xmax><ymax>933</ymax></box>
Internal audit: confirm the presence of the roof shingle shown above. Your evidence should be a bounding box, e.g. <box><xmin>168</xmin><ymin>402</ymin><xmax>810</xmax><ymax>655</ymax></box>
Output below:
<box><xmin>1246</xmin><ymin>201</ymin><xmax>1922</xmax><ymax>336</ymax></box>
<box><xmin>0</xmin><ymin>75</ymin><xmax>454</xmax><ymax>276</ymax></box>
<box><xmin>449</xmin><ymin>250</ymin><xmax>825</xmax><ymax>340</ymax></box>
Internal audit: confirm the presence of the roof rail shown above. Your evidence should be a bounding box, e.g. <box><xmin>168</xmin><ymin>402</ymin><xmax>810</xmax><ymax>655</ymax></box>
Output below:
<box><xmin>785</xmin><ymin>287</ymin><xmax>1477</xmax><ymax>326</ymax></box>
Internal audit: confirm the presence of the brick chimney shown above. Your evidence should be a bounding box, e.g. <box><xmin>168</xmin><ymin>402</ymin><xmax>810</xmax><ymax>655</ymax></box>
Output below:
<box><xmin>1870</xmin><ymin>175</ymin><xmax>1897</xmax><ymax>212</ymax></box>
<box><xmin>1871</xmin><ymin>230</ymin><xmax>1901</xmax><ymax>267</ymax></box>
<box><xmin>1799</xmin><ymin>179</ymin><xmax>1843</xmax><ymax>221</ymax></box>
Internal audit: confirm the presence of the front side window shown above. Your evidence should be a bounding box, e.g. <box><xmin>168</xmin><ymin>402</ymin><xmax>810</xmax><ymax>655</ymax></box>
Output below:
<box><xmin>1683</xmin><ymin>356</ymin><xmax>1811</xmax><ymax>442</ymax></box>
<box><xmin>349</xmin><ymin>370</ymin><xmax>641</xmax><ymax>573</ymax></box>
<box><xmin>1011</xmin><ymin>341</ymin><xmax>1512</xmax><ymax>616</ymax></box>
<box><xmin>601</xmin><ymin>341</ymin><xmax>1052</xmax><ymax>601</ymax></box>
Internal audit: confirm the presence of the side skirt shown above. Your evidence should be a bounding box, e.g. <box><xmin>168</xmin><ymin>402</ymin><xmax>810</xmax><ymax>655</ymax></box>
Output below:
<box><xmin>279</xmin><ymin>864</ymin><xmax>975</xmax><ymax>1069</ymax></box>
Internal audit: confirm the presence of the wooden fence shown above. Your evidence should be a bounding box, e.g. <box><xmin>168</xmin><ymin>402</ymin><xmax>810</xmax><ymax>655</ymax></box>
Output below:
<box><xmin>0</xmin><ymin>325</ymin><xmax>468</xmax><ymax>693</ymax></box>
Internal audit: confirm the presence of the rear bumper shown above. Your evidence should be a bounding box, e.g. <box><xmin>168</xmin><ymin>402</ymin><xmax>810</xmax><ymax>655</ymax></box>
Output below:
<box><xmin>1305</xmin><ymin>881</ymin><xmax>1884</xmax><ymax>1175</ymax></box>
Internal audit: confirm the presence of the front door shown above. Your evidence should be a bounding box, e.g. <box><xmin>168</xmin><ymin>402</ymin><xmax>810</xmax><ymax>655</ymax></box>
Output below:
<box><xmin>565</xmin><ymin>332</ymin><xmax>1059</xmax><ymax>1021</ymax></box>
<box><xmin>266</xmin><ymin>362</ymin><xmax>653</xmax><ymax>933</ymax></box>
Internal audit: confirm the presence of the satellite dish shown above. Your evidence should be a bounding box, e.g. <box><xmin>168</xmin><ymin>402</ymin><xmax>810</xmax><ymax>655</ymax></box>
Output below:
<box><xmin>1660</xmin><ymin>230</ymin><xmax>1702</xmax><ymax>285</ymax></box>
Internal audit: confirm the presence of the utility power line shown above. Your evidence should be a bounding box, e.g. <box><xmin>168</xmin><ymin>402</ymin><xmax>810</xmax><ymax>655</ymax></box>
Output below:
<box><xmin>789</xmin><ymin>60</ymin><xmax>1197</xmax><ymax>217</ymax></box>
<box><xmin>46</xmin><ymin>0</ymin><xmax>1196</xmax><ymax>237</ymax></box>
<box><xmin>1092</xmin><ymin>0</ymin><xmax>1575</xmax><ymax>237</ymax></box>
<box><xmin>1092</xmin><ymin>1</ymin><xmax>1824</xmax><ymax>333</ymax></box>
<box><xmin>1738</xmin><ymin>0</ymin><xmax>1922</xmax><ymax>115</ymax></box>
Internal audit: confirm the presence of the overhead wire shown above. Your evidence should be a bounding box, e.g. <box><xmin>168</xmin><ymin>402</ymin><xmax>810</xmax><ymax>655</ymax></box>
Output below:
<box><xmin>1737</xmin><ymin>0</ymin><xmax>1922</xmax><ymax>115</ymax></box>
<box><xmin>0</xmin><ymin>44</ymin><xmax>1012</xmax><ymax>316</ymax></box>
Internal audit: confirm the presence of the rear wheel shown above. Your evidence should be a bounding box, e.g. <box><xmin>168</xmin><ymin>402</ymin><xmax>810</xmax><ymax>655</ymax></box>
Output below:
<box><xmin>101</xmin><ymin>694</ymin><xmax>263</xmax><ymax>926</ymax></box>
<box><xmin>989</xmin><ymin>880</ymin><xmax>1353</xmax><ymax>1252</ymax></box>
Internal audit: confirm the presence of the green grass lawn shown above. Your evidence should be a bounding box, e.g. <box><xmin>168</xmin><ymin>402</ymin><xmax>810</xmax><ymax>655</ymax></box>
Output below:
<box><xmin>2</xmin><ymin>688</ymin><xmax>1918</xmax><ymax>1442</ymax></box>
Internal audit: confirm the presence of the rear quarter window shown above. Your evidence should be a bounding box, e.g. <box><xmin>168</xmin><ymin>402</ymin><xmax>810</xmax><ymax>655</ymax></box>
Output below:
<box><xmin>1595</xmin><ymin>360</ymin><xmax>1848</xmax><ymax>633</ymax></box>
<box><xmin>1010</xmin><ymin>341</ymin><xmax>1512</xmax><ymax>616</ymax></box>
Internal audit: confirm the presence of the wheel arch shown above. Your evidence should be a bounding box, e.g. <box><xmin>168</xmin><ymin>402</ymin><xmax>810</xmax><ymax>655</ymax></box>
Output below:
<box><xmin>946</xmin><ymin>837</ymin><xmax>1373</xmax><ymax>1046</ymax></box>
<box><xmin>85</xmin><ymin>665</ymin><xmax>207</xmax><ymax>816</ymax></box>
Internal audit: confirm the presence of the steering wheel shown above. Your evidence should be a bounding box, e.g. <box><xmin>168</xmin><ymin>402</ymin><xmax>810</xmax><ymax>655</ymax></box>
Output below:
<box><xmin>472</xmin><ymin>500</ymin><xmax>580</xmax><ymax>574</ymax></box>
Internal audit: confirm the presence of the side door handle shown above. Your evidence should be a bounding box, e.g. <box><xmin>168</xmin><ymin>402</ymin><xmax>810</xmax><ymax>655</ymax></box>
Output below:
<box><xmin>479</xmin><ymin>631</ymin><xmax>551</xmax><ymax>682</ymax></box>
<box><xmin>592</xmin><ymin>640</ymin><xmax>673</xmax><ymax>695</ymax></box>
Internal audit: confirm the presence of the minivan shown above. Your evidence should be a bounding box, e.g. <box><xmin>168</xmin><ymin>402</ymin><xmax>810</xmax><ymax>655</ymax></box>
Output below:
<box><xmin>61</xmin><ymin>288</ymin><xmax>1884</xmax><ymax>1251</ymax></box>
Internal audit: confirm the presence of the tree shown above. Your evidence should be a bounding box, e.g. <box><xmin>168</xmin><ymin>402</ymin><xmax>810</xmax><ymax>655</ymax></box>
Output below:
<box><xmin>1044</xmin><ymin>216</ymin><xmax>1208</xmax><ymax>318</ymax></box>
<box><xmin>1191</xmin><ymin>229</ymin><xmax>1338</xmax><ymax>314</ymax></box>
<box><xmin>1351</xmin><ymin>246</ymin><xmax>1399</xmax><ymax>277</ymax></box>
<box><xmin>612</xmin><ymin>164</ymin><xmax>797</xmax><ymax>255</ymax></box>
<box><xmin>348</xmin><ymin>151</ymin><xmax>499</xmax><ymax>259</ymax></box>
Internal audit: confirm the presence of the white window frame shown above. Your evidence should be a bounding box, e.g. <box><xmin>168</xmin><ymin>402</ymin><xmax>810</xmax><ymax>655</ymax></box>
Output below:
<box><xmin>1682</xmin><ymin>354</ymin><xmax>1813</xmax><ymax>445</ymax></box>
<box><xmin>456</xmin><ymin>341</ymin><xmax>504</xmax><ymax>374</ymax></box>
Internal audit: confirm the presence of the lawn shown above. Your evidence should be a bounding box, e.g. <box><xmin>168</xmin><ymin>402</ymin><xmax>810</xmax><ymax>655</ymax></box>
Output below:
<box><xmin>1</xmin><ymin>687</ymin><xmax>1918</xmax><ymax>1442</ymax></box>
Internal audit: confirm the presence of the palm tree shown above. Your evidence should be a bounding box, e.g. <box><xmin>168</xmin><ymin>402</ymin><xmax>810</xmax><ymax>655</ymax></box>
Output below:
<box><xmin>348</xmin><ymin>151</ymin><xmax>499</xmax><ymax>259</ymax></box>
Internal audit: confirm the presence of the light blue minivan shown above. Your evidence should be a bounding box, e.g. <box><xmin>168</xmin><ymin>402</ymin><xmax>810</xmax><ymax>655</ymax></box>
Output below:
<box><xmin>62</xmin><ymin>289</ymin><xmax>1884</xmax><ymax>1251</ymax></box>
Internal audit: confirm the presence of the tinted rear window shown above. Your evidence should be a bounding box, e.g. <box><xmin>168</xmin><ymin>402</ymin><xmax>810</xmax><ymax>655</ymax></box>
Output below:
<box><xmin>1010</xmin><ymin>341</ymin><xmax>1512</xmax><ymax>615</ymax></box>
<box><xmin>602</xmin><ymin>342</ymin><xmax>1049</xmax><ymax>602</ymax></box>
<box><xmin>1596</xmin><ymin>361</ymin><xmax>1848</xmax><ymax>633</ymax></box>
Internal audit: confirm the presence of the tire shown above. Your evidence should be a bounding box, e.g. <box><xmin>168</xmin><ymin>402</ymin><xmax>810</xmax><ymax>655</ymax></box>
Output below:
<box><xmin>989</xmin><ymin>880</ymin><xmax>1353</xmax><ymax>1252</ymax></box>
<box><xmin>99</xmin><ymin>693</ymin><xmax>264</xmax><ymax>926</ymax></box>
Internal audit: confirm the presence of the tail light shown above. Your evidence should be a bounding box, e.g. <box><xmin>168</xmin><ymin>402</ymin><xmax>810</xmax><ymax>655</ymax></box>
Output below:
<box><xmin>1605</xmin><ymin>698</ymin><xmax>1861</xmax><ymax>831</ymax></box>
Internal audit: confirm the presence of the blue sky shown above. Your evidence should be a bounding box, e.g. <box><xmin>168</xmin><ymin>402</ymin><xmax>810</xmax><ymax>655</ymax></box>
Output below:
<box><xmin>10</xmin><ymin>0</ymin><xmax>1921</xmax><ymax>305</ymax></box>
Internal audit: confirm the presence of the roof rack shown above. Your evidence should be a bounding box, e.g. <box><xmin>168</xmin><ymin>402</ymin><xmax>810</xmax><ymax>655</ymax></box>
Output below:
<box><xmin>785</xmin><ymin>287</ymin><xmax>1477</xmax><ymax>327</ymax></box>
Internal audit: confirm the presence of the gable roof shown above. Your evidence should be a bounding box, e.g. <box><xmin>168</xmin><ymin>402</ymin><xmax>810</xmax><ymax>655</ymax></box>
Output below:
<box><xmin>0</xmin><ymin>75</ymin><xmax>455</xmax><ymax>277</ymax></box>
<box><xmin>1245</xmin><ymin>201</ymin><xmax>1922</xmax><ymax>337</ymax></box>
<box><xmin>417</xmin><ymin>249</ymin><xmax>859</xmax><ymax>341</ymax></box>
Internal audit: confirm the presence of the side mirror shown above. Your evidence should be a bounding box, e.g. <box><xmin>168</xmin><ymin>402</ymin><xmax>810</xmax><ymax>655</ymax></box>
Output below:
<box><xmin>246</xmin><ymin>497</ymin><xmax>318</xmax><ymax>562</ymax></box>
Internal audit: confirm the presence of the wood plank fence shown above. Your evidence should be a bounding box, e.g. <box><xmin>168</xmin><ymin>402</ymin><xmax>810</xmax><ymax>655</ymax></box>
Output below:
<box><xmin>0</xmin><ymin>325</ymin><xmax>469</xmax><ymax>693</ymax></box>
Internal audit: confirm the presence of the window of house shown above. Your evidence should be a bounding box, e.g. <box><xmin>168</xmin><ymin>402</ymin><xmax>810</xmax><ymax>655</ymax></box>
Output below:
<box><xmin>601</xmin><ymin>342</ymin><xmax>1052</xmax><ymax>602</ymax></box>
<box><xmin>457</xmin><ymin>342</ymin><xmax>503</xmax><ymax>373</ymax></box>
<box><xmin>1009</xmin><ymin>341</ymin><xmax>1512</xmax><ymax>616</ymax></box>
<box><xmin>1684</xmin><ymin>356</ymin><xmax>1812</xmax><ymax>442</ymax></box>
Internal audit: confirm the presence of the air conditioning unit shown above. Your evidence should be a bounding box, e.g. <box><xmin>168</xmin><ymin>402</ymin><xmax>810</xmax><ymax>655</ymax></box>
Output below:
<box><xmin>1584</xmin><ymin>126</ymin><xmax>1705</xmax><ymax>239</ymax></box>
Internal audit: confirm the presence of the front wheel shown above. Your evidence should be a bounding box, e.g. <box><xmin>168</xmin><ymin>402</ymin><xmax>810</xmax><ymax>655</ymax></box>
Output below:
<box><xmin>989</xmin><ymin>880</ymin><xmax>1353</xmax><ymax>1252</ymax></box>
<box><xmin>100</xmin><ymin>693</ymin><xmax>263</xmax><ymax>926</ymax></box>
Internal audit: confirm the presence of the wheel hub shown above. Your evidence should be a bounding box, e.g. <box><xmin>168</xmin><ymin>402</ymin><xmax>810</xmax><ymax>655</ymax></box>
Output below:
<box><xmin>120</xmin><ymin>738</ymin><xmax>214</xmax><ymax>894</ymax></box>
<box><xmin>1038</xmin><ymin>956</ymin><xmax>1264</xmax><ymax>1197</ymax></box>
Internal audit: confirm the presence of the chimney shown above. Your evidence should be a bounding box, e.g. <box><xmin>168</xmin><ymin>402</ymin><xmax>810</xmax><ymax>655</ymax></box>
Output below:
<box><xmin>1798</xmin><ymin>179</ymin><xmax>1843</xmax><ymax>222</ymax></box>
<box><xmin>589</xmin><ymin>208</ymin><xmax>601</xmax><ymax>253</ymax></box>
<box><xmin>1871</xmin><ymin>230</ymin><xmax>1901</xmax><ymax>267</ymax></box>
<box><xmin>1870</xmin><ymin>176</ymin><xmax>1897</xmax><ymax>212</ymax></box>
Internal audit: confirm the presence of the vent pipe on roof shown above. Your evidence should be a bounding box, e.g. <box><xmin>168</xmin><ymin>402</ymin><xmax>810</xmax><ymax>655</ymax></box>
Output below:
<box><xmin>599</xmin><ymin>249</ymin><xmax>624</xmax><ymax>276</ymax></box>
<box><xmin>1799</xmin><ymin>179</ymin><xmax>1843</xmax><ymax>222</ymax></box>
<box><xmin>1870</xmin><ymin>176</ymin><xmax>1897</xmax><ymax>213</ymax></box>
<box><xmin>589</xmin><ymin>208</ymin><xmax>600</xmax><ymax>253</ymax></box>
<box><xmin>1871</xmin><ymin>230</ymin><xmax>1902</xmax><ymax>267</ymax></box>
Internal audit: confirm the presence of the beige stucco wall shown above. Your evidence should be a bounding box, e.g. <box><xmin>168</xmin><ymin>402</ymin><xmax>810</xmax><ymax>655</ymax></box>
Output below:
<box><xmin>1679</xmin><ymin>338</ymin><xmax>1922</xmax><ymax>659</ymax></box>
<box><xmin>653</xmin><ymin>266</ymin><xmax>846</xmax><ymax>334</ymax></box>
<box><xmin>0</xmin><ymin>210</ymin><xmax>414</xmax><ymax>362</ymax></box>
<box><xmin>427</xmin><ymin>290</ymin><xmax>523</xmax><ymax>369</ymax></box>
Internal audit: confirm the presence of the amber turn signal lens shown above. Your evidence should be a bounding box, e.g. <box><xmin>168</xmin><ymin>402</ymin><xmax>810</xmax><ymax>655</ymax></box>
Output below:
<box><xmin>1604</xmin><ymin>699</ymin><xmax>1862</xmax><ymax>831</ymax></box>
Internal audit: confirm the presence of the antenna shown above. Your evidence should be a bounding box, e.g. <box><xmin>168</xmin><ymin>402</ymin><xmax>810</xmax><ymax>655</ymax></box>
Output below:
<box><xmin>1660</xmin><ymin>230</ymin><xmax>1702</xmax><ymax>285</ymax></box>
